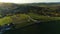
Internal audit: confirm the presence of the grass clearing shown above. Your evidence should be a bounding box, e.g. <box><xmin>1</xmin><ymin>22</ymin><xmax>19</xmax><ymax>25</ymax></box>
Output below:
<box><xmin>0</xmin><ymin>13</ymin><xmax>60</xmax><ymax>27</ymax></box>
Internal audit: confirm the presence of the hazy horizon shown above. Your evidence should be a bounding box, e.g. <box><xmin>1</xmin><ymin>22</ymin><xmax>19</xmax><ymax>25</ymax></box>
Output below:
<box><xmin>0</xmin><ymin>0</ymin><xmax>60</xmax><ymax>4</ymax></box>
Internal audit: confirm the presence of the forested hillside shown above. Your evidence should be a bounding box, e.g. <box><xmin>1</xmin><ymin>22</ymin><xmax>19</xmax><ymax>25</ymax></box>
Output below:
<box><xmin>0</xmin><ymin>3</ymin><xmax>60</xmax><ymax>27</ymax></box>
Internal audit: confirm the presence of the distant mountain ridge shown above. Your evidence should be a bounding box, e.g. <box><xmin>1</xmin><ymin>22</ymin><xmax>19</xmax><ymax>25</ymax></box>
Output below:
<box><xmin>0</xmin><ymin>3</ymin><xmax>60</xmax><ymax>17</ymax></box>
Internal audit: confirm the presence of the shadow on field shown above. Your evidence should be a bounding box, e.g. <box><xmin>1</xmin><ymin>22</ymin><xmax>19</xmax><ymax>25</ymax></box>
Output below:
<box><xmin>3</xmin><ymin>20</ymin><xmax>60</xmax><ymax>34</ymax></box>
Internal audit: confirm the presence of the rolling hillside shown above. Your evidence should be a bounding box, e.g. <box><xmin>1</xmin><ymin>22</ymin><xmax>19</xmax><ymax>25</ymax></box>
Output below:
<box><xmin>0</xmin><ymin>3</ymin><xmax>60</xmax><ymax>27</ymax></box>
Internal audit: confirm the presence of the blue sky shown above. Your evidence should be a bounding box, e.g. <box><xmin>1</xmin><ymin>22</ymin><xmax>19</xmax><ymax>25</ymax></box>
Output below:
<box><xmin>0</xmin><ymin>0</ymin><xmax>60</xmax><ymax>3</ymax></box>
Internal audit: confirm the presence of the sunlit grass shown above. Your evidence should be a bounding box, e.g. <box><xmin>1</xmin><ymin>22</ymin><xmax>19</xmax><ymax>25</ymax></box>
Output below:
<box><xmin>0</xmin><ymin>13</ymin><xmax>60</xmax><ymax>27</ymax></box>
<box><xmin>28</xmin><ymin>13</ymin><xmax>60</xmax><ymax>21</ymax></box>
<box><xmin>0</xmin><ymin>16</ymin><xmax>12</xmax><ymax>25</ymax></box>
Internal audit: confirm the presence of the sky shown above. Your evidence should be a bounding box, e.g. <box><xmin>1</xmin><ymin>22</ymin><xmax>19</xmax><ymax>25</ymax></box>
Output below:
<box><xmin>0</xmin><ymin>0</ymin><xmax>60</xmax><ymax>4</ymax></box>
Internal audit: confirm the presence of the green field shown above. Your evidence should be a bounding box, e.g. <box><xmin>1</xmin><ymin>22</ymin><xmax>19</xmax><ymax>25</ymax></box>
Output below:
<box><xmin>0</xmin><ymin>13</ymin><xmax>60</xmax><ymax>28</ymax></box>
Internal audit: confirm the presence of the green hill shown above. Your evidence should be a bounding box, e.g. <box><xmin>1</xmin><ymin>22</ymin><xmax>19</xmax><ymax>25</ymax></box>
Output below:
<box><xmin>0</xmin><ymin>3</ymin><xmax>60</xmax><ymax>28</ymax></box>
